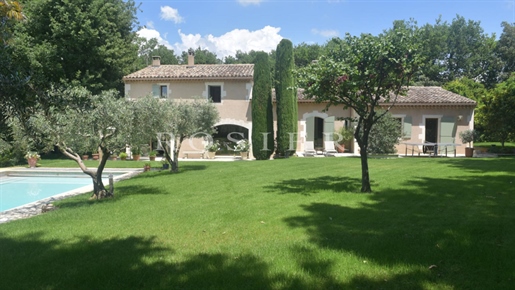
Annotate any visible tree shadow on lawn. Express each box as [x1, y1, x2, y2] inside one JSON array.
[[438, 157, 515, 174], [55, 184, 170, 210], [0, 232, 347, 289], [282, 173, 515, 289], [263, 175, 364, 195]]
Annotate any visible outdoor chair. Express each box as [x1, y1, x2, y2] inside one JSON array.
[[303, 141, 316, 157], [323, 141, 338, 157]]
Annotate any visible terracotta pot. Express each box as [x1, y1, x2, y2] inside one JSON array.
[[27, 157, 38, 168], [465, 147, 474, 157], [82, 155, 89, 160], [92, 154, 99, 160], [336, 144, 345, 153], [133, 154, 141, 161], [149, 156, 156, 161], [110, 156, 117, 160]]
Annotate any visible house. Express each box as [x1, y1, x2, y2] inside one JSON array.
[[123, 54, 476, 157]]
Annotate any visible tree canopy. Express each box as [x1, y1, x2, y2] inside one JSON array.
[[298, 27, 420, 192], [14, 0, 139, 94]]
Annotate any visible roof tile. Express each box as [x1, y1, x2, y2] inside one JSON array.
[[123, 64, 254, 81]]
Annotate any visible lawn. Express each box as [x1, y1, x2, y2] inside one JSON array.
[[1, 157, 514, 289]]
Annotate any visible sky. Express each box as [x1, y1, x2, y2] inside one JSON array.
[[136, 0, 515, 59]]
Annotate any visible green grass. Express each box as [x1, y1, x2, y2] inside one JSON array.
[[1, 157, 515, 289]]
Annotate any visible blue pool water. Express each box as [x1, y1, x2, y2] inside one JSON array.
[[0, 174, 114, 212]]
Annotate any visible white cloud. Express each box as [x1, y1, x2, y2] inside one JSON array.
[[137, 28, 173, 49], [237, 0, 263, 6], [160, 6, 184, 23], [311, 28, 339, 38], [146, 21, 155, 29], [174, 26, 283, 59]]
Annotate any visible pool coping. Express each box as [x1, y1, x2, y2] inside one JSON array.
[[0, 168, 142, 224]]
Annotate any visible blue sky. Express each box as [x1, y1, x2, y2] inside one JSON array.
[[136, 0, 515, 59]]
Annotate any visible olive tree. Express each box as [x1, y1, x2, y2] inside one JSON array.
[[297, 28, 420, 192], [158, 98, 220, 173], [27, 87, 133, 198]]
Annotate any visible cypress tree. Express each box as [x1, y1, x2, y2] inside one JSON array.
[[275, 39, 297, 156], [251, 52, 274, 160]]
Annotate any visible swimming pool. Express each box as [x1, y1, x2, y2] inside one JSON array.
[[0, 170, 134, 212]]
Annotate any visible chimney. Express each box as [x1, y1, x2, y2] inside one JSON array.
[[187, 48, 195, 67], [152, 56, 161, 67]]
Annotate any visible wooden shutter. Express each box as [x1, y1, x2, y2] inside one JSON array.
[[152, 84, 159, 98], [403, 116, 412, 139], [440, 116, 457, 143], [306, 116, 314, 142], [324, 116, 335, 141]]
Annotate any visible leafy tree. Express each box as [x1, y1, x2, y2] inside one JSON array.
[[445, 16, 493, 82], [294, 42, 322, 68], [0, 0, 23, 43], [27, 87, 132, 198], [443, 77, 487, 102], [136, 37, 179, 69], [251, 52, 274, 160], [179, 47, 221, 64], [298, 29, 420, 192], [14, 0, 139, 94], [275, 39, 297, 156], [158, 98, 219, 172], [477, 74, 515, 147], [415, 18, 449, 85], [496, 22, 515, 80], [360, 110, 401, 154]]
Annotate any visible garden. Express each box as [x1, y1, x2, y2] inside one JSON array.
[[1, 157, 514, 289]]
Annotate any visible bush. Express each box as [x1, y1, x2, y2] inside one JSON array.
[[359, 111, 401, 154]]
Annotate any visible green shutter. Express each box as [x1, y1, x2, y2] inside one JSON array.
[[306, 116, 314, 142], [152, 84, 159, 98], [440, 116, 456, 144], [324, 116, 335, 141], [403, 116, 412, 139]]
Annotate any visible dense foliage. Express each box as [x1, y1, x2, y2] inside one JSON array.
[[15, 0, 139, 94], [251, 52, 274, 160], [361, 111, 401, 154], [297, 25, 420, 192], [274, 39, 297, 156]]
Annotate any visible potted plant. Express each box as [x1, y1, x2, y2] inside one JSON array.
[[92, 152, 100, 160], [149, 150, 157, 161], [459, 129, 477, 157], [110, 151, 118, 161], [119, 152, 127, 161], [333, 127, 354, 153], [234, 139, 251, 160], [81, 153, 89, 160], [144, 162, 151, 172], [131, 146, 141, 161], [205, 141, 220, 159], [25, 151, 40, 168], [161, 159, 169, 170]]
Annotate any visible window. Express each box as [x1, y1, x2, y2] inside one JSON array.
[[152, 84, 168, 98], [160, 85, 167, 98], [209, 85, 222, 103]]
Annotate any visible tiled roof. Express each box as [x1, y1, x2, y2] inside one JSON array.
[[386, 86, 476, 105], [273, 86, 476, 106], [123, 64, 254, 81]]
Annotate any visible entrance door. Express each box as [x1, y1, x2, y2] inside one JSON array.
[[314, 117, 324, 148], [425, 118, 438, 142], [424, 118, 438, 154]]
